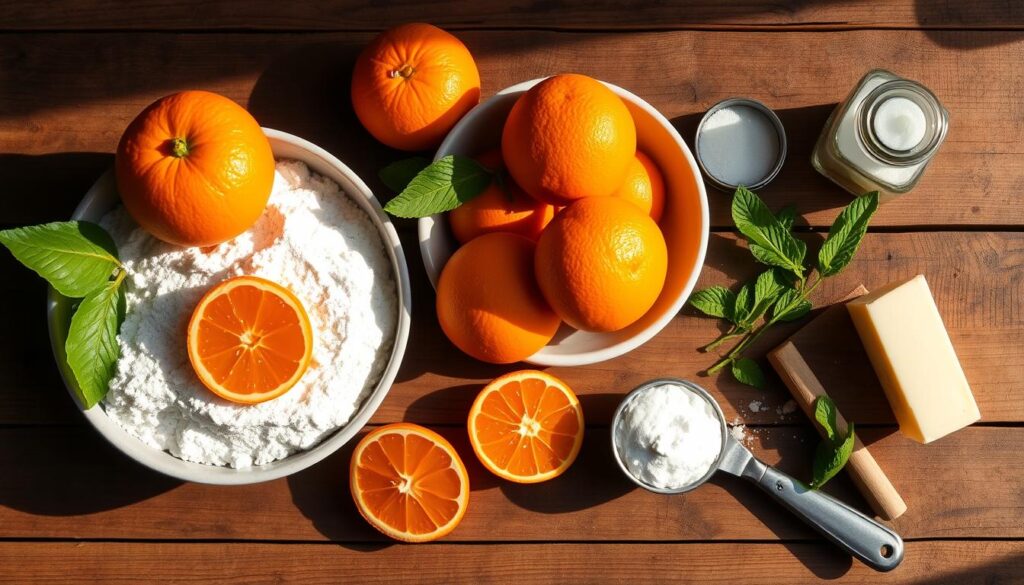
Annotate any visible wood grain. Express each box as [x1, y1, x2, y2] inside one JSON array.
[[1, 540, 1022, 584], [2, 231, 1019, 427], [0, 425, 1018, 542], [0, 0, 1021, 31], [2, 30, 1024, 227]]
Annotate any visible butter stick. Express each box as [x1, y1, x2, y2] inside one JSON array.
[[847, 275, 980, 444]]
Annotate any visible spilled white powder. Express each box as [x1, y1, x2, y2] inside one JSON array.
[[615, 384, 723, 489], [748, 399, 764, 413], [100, 160, 397, 468], [698, 105, 780, 187]]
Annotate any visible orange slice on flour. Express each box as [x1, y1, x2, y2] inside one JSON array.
[[468, 370, 585, 483], [187, 275, 313, 404], [350, 423, 470, 543]]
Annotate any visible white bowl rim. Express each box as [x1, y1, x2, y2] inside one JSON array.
[[419, 77, 709, 367], [46, 127, 412, 485]]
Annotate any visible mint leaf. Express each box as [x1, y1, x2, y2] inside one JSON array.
[[65, 279, 125, 408], [814, 396, 839, 443], [689, 286, 736, 321], [731, 357, 766, 389], [733, 283, 754, 326], [772, 288, 812, 322], [777, 205, 797, 230], [748, 269, 787, 322], [732, 187, 806, 278], [818, 192, 879, 277], [379, 157, 431, 193], [811, 422, 856, 489], [383, 155, 492, 218], [0, 221, 120, 298]]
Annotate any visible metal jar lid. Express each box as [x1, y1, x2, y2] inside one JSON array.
[[694, 98, 787, 192]]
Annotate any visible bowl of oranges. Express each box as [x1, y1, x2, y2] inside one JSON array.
[[420, 75, 709, 366]]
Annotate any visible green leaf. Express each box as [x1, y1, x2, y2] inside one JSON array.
[[732, 187, 806, 278], [0, 221, 120, 297], [777, 205, 798, 230], [811, 423, 856, 489], [378, 157, 431, 193], [771, 288, 812, 322], [748, 269, 788, 322], [814, 396, 839, 443], [689, 286, 736, 321], [383, 155, 492, 218], [65, 279, 125, 408], [818, 192, 880, 278], [731, 357, 767, 389], [732, 283, 754, 325]]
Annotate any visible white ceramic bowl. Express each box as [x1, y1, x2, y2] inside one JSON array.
[[419, 78, 709, 366], [47, 128, 412, 485]]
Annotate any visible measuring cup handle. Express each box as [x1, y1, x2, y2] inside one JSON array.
[[753, 466, 904, 572]]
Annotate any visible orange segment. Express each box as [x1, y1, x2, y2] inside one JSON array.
[[468, 370, 584, 483], [350, 423, 470, 543], [187, 275, 313, 405]]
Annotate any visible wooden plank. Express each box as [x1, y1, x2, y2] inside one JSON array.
[[1, 30, 1023, 227], [0, 540, 1021, 584], [1, 231, 1019, 426], [1, 0, 1022, 31], [0, 425, 1018, 541]]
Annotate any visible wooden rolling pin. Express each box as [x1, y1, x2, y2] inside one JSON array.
[[767, 289, 908, 521]]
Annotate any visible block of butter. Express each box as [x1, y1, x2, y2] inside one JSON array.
[[847, 274, 980, 443]]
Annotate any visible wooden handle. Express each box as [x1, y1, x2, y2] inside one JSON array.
[[768, 341, 908, 521]]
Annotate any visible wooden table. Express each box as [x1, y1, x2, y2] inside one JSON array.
[[2, 2, 1022, 583]]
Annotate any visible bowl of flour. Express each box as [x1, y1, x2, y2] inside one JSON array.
[[46, 129, 411, 484]]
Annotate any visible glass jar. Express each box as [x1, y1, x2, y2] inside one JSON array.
[[812, 69, 949, 202]]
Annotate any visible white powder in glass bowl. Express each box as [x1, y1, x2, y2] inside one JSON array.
[[99, 159, 397, 468]]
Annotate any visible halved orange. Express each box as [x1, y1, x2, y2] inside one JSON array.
[[350, 423, 470, 543], [187, 275, 314, 404], [468, 370, 584, 483]]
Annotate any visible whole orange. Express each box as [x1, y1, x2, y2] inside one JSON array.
[[436, 232, 561, 364], [501, 74, 636, 205], [448, 150, 556, 244], [115, 90, 274, 248], [351, 23, 481, 151], [612, 151, 665, 223], [535, 197, 667, 332]]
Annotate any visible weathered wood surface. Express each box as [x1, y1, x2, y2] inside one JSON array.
[[3, 30, 1024, 227]]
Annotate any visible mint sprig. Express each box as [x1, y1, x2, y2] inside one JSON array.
[[689, 189, 880, 383], [809, 396, 856, 489], [382, 155, 493, 218], [0, 221, 127, 409]]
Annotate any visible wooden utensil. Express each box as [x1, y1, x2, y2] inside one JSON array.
[[767, 286, 908, 521]]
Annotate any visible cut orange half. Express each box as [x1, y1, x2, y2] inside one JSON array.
[[350, 423, 470, 543], [468, 370, 584, 483], [187, 275, 313, 405]]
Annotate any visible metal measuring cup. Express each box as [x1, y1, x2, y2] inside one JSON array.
[[611, 378, 904, 572]]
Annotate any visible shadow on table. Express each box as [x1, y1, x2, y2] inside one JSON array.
[[0, 426, 181, 516], [0, 152, 113, 224]]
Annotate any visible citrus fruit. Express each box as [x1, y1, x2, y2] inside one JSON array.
[[187, 275, 313, 404], [612, 151, 665, 223], [467, 370, 584, 483], [116, 90, 275, 247], [351, 23, 481, 151], [350, 423, 469, 543], [501, 73, 636, 205], [535, 197, 668, 332], [448, 150, 556, 244], [436, 232, 561, 364]]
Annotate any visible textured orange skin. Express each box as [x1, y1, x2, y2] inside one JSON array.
[[448, 150, 556, 244], [612, 151, 666, 223], [351, 23, 481, 151], [502, 74, 637, 205], [437, 233, 561, 364], [535, 197, 668, 333], [350, 423, 469, 543], [115, 90, 275, 248]]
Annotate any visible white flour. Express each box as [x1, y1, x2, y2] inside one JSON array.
[[100, 160, 397, 468], [615, 383, 723, 489]]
